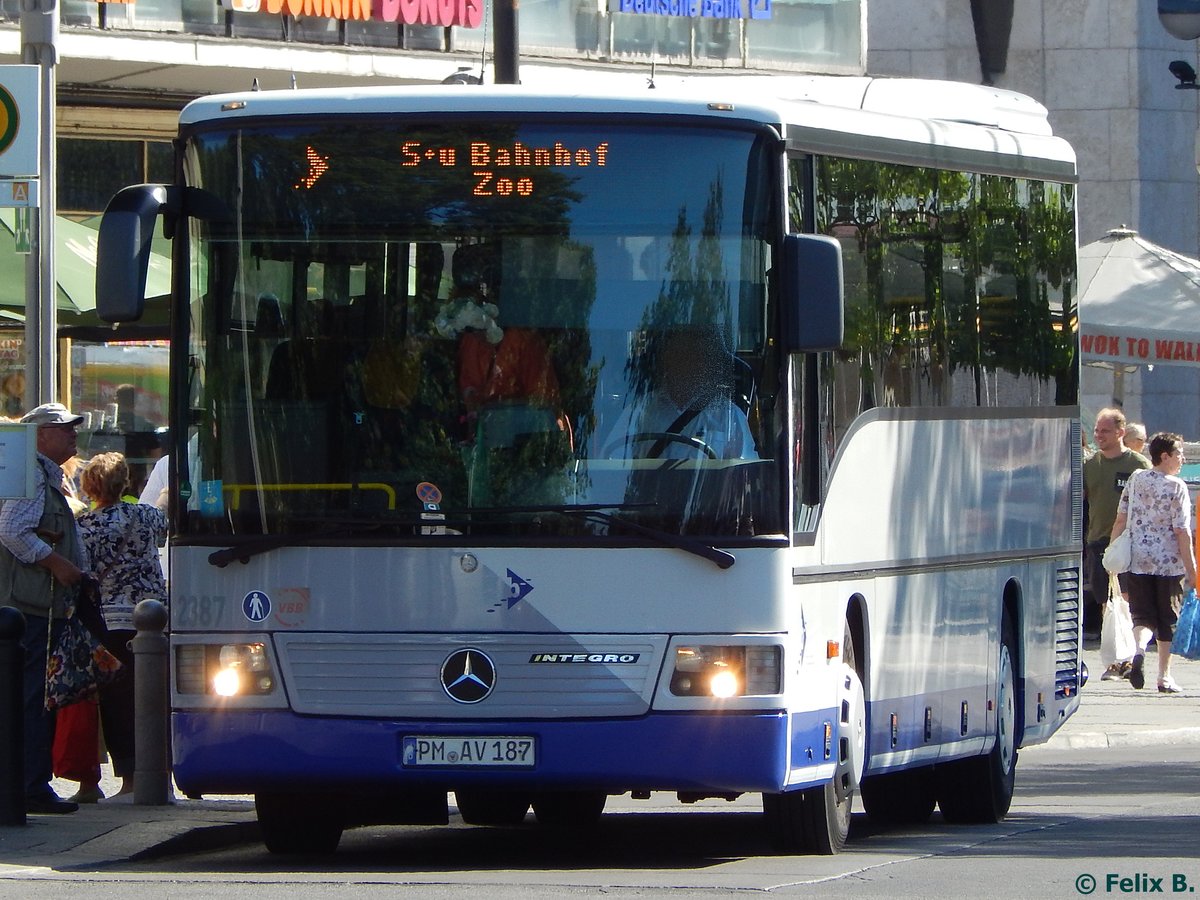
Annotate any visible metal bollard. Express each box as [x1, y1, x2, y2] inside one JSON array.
[[132, 599, 170, 806], [0, 607, 26, 826]]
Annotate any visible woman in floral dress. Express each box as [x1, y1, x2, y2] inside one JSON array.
[[1110, 433, 1198, 693], [79, 452, 167, 796]]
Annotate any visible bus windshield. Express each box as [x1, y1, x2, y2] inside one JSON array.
[[181, 119, 783, 541]]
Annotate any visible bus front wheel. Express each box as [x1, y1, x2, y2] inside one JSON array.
[[762, 780, 849, 855], [763, 653, 865, 854], [256, 792, 344, 855]]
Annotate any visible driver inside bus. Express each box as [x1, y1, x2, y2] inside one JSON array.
[[606, 326, 758, 460]]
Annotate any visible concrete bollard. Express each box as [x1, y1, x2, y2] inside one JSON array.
[[132, 599, 170, 806], [0, 607, 26, 826]]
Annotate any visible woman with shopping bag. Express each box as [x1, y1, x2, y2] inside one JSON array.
[[1109, 432, 1198, 693]]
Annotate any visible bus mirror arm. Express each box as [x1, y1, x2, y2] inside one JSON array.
[[181, 187, 233, 232]]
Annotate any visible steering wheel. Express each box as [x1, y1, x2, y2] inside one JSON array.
[[604, 431, 717, 460]]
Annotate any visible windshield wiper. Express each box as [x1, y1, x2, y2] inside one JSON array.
[[461, 503, 734, 569], [208, 523, 375, 567], [565, 507, 736, 570], [465, 503, 733, 569], [208, 505, 735, 570]]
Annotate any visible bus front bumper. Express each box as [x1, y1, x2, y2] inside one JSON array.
[[171, 708, 840, 797]]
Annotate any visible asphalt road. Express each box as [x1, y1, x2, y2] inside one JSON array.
[[3, 743, 1195, 899]]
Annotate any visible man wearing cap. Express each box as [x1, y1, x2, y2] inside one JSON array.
[[0, 402, 91, 814]]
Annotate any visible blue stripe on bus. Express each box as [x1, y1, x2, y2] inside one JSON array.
[[171, 707, 841, 796]]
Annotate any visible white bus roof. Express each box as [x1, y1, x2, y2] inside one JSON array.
[[180, 76, 1076, 181]]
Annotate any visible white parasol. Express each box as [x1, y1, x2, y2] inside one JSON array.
[[1078, 226, 1200, 368]]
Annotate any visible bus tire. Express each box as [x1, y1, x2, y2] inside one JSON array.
[[937, 615, 1018, 824], [531, 791, 607, 828], [255, 793, 344, 855], [762, 634, 864, 854], [454, 789, 530, 825], [860, 767, 936, 825], [762, 780, 849, 855]]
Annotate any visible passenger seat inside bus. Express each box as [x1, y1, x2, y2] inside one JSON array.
[[264, 298, 345, 402]]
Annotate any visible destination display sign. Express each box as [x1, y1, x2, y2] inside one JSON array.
[[293, 138, 612, 199]]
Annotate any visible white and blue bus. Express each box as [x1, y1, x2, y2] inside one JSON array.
[[95, 75, 1083, 855]]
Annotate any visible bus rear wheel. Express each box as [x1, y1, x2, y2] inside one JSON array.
[[937, 615, 1018, 824], [256, 793, 344, 855]]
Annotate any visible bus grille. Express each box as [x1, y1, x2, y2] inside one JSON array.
[[1054, 565, 1081, 699], [274, 633, 666, 719]]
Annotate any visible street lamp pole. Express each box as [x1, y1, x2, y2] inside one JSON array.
[[19, 0, 56, 407], [493, 0, 519, 85]]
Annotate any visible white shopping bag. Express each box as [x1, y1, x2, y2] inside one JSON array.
[[1100, 573, 1136, 668]]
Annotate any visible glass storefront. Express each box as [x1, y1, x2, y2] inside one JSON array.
[[463, 0, 861, 70], [0, 0, 861, 72]]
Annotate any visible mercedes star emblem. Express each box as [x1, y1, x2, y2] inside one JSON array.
[[441, 648, 497, 703]]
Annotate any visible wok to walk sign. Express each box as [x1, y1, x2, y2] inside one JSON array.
[[1078, 227, 1200, 369], [1082, 330, 1200, 367]]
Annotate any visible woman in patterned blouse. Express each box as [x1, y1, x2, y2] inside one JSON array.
[[79, 452, 168, 797], [1110, 433, 1198, 694]]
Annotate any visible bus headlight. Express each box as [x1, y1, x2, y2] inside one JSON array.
[[669, 645, 781, 698], [176, 643, 276, 696], [212, 665, 242, 697]]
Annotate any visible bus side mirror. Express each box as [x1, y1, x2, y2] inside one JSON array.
[[96, 184, 178, 323], [780, 233, 844, 353], [97, 185, 233, 324]]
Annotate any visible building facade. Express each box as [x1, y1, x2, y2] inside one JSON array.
[[868, 0, 1200, 438]]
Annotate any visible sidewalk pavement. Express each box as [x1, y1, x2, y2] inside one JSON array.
[[1035, 638, 1200, 750], [1, 641, 1197, 875], [0, 786, 257, 876]]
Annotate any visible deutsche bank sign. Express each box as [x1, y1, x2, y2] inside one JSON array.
[[611, 0, 771, 20]]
